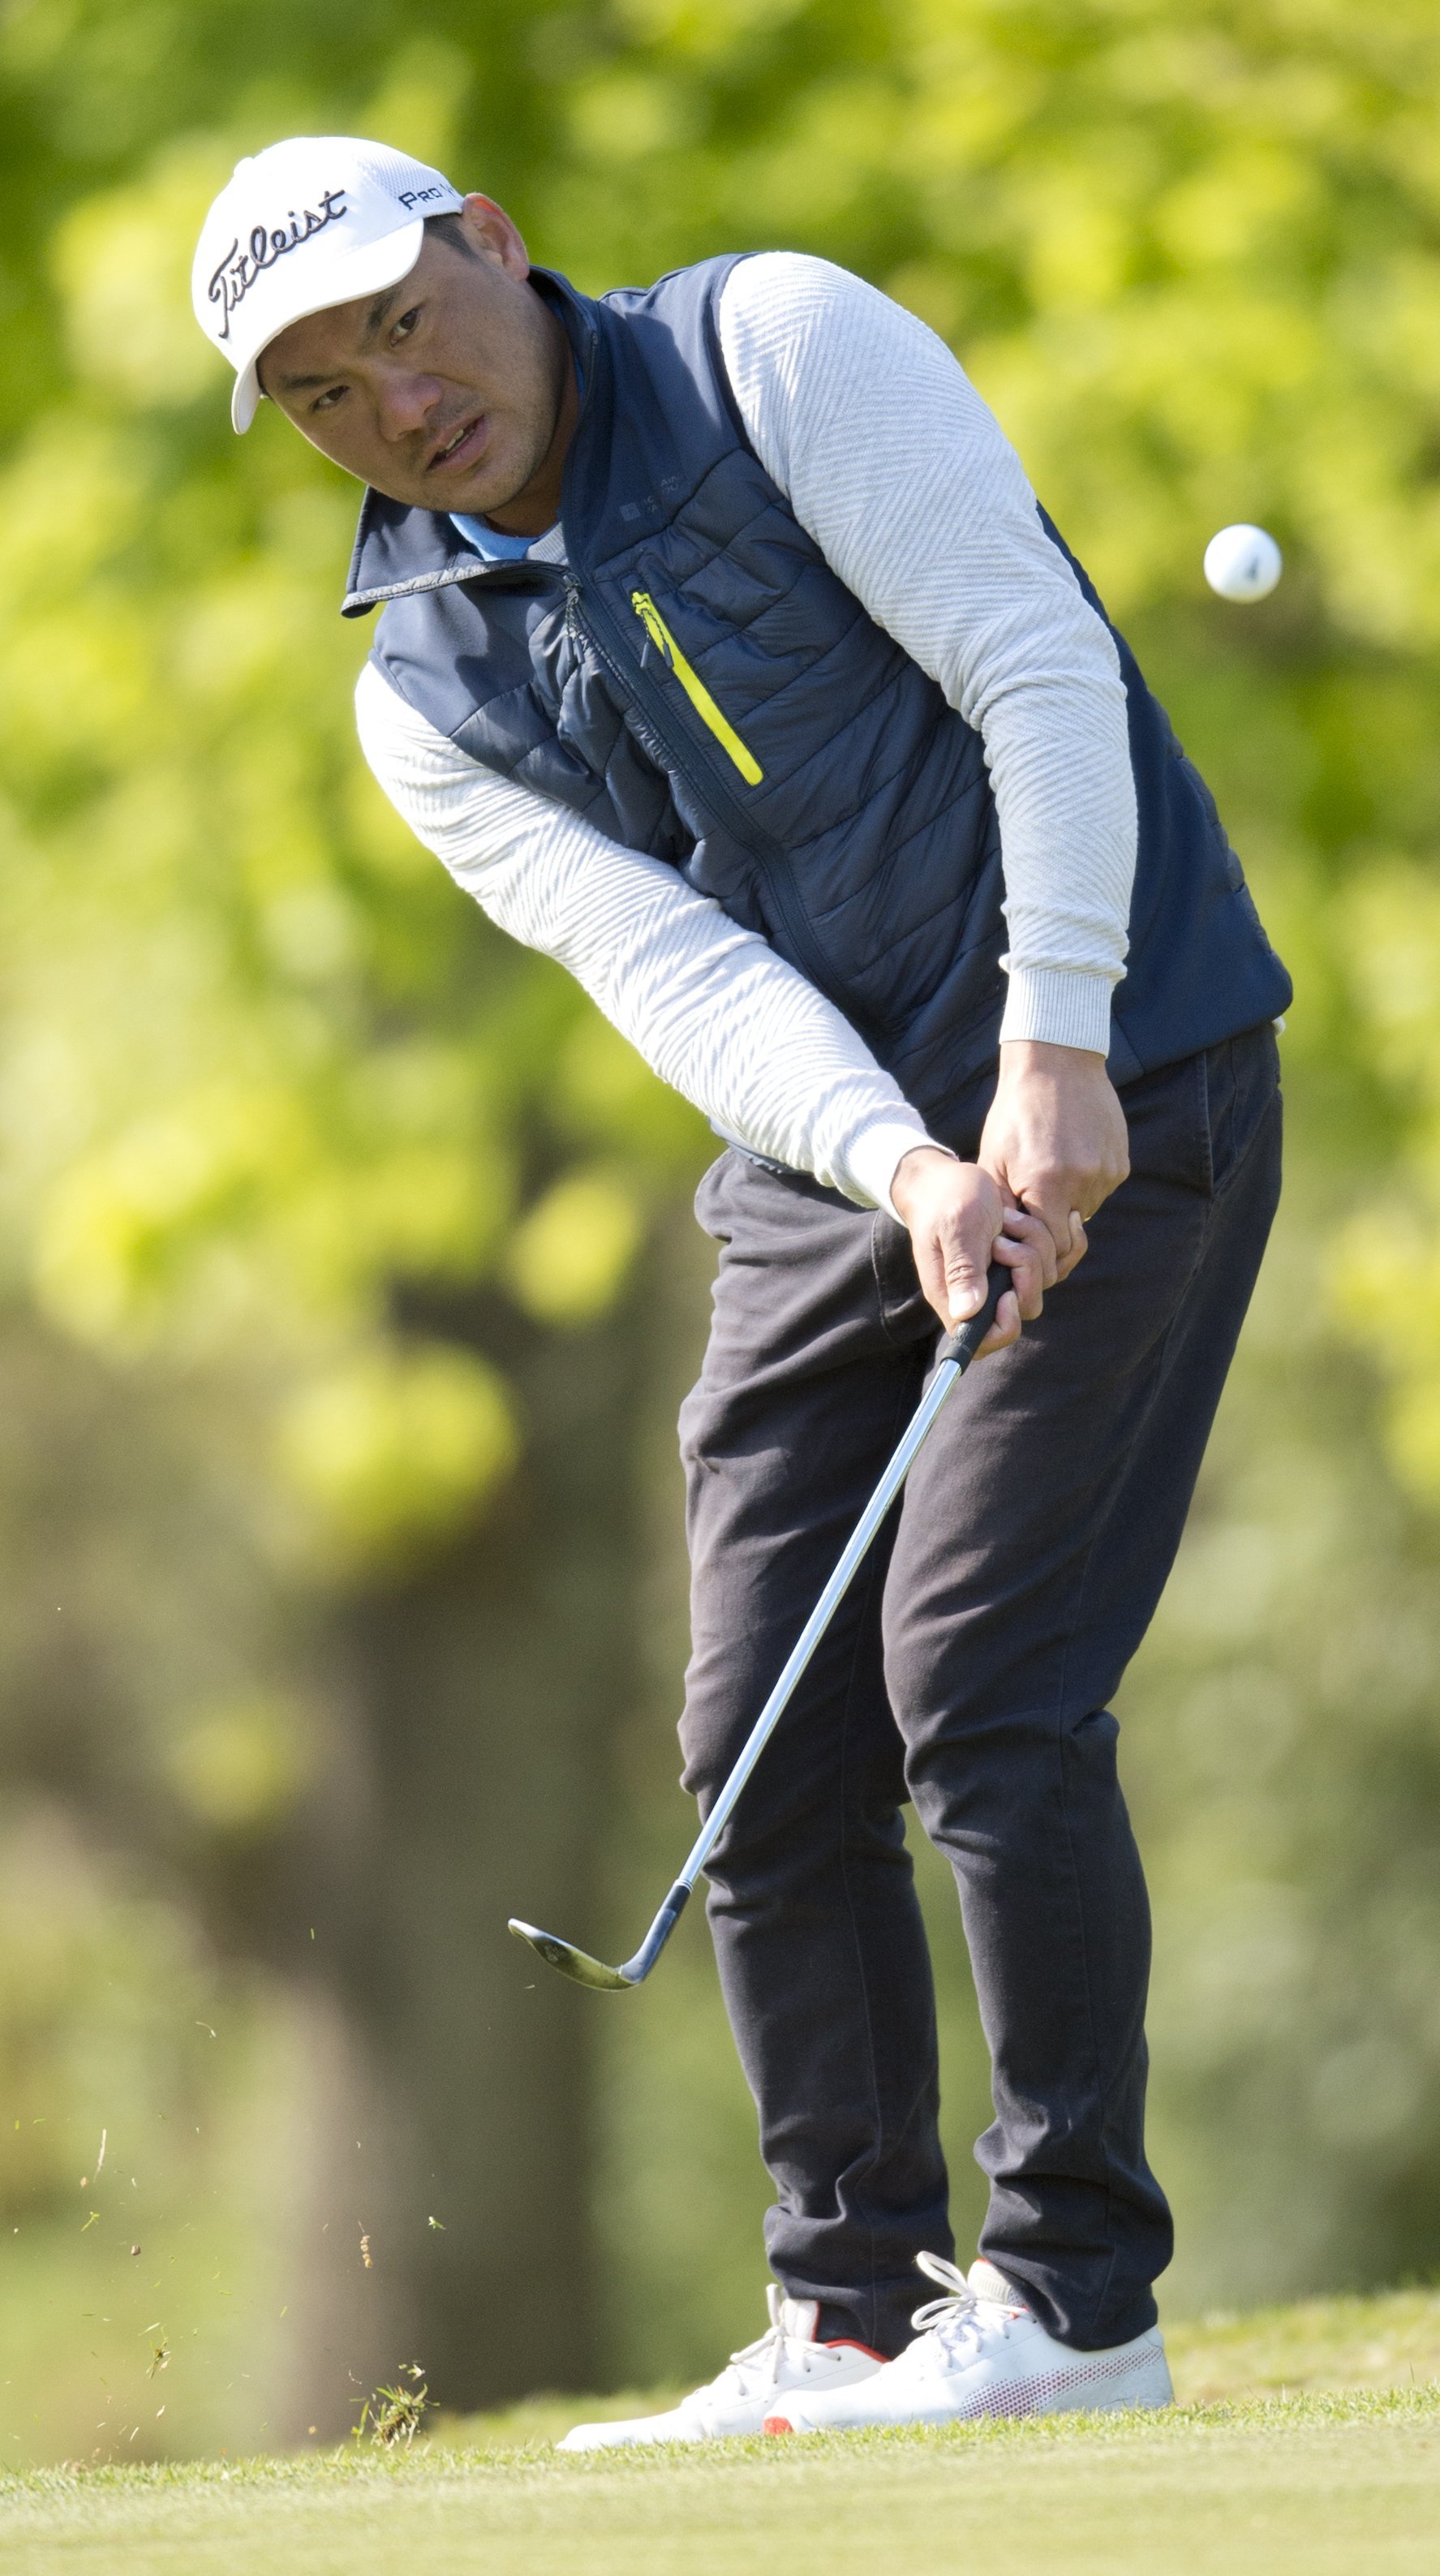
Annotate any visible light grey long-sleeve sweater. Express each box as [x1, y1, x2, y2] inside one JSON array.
[[356, 254, 1137, 1218]]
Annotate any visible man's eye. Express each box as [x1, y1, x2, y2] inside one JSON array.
[[311, 385, 346, 415], [393, 307, 421, 342]]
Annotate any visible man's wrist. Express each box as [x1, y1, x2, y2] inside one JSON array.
[[889, 1142, 962, 1227]]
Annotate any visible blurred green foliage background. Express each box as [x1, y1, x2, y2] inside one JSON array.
[[2, 0, 1440, 2463]]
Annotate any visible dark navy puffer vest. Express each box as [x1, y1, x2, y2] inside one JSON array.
[[345, 259, 1291, 1154]]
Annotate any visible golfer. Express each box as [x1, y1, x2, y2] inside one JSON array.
[[193, 138, 1289, 2441]]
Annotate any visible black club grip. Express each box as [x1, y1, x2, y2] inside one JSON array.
[[935, 1262, 1010, 1371]]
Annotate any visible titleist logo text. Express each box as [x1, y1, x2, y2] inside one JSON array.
[[208, 187, 347, 340]]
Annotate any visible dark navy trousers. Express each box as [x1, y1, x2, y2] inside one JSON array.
[[677, 1028, 1282, 2358]]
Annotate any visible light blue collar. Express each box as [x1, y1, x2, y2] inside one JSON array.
[[449, 512, 539, 563]]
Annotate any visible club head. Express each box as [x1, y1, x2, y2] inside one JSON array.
[[508, 1917, 636, 1993]]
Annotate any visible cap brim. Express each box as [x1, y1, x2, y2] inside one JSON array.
[[230, 217, 427, 432]]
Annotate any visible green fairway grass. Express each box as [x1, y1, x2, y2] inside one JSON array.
[[2, 2290, 1438, 2575]]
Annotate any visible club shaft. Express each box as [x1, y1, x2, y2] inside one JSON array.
[[531, 1266, 1005, 1988], [674, 1354, 962, 1894]]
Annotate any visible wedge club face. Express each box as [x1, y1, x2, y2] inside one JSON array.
[[508, 1919, 636, 1991], [509, 1880, 691, 1993]]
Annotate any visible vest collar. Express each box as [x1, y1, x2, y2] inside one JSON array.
[[340, 269, 597, 617]]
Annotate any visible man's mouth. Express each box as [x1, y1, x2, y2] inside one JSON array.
[[428, 414, 488, 475]]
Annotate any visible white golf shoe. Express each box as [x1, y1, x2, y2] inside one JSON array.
[[763, 2254, 1173, 2434], [557, 2287, 885, 2449]]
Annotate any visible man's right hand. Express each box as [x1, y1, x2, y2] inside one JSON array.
[[890, 1147, 1064, 1358]]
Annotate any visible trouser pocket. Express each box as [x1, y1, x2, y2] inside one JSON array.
[[1120, 1021, 1280, 1203], [1201, 1022, 1282, 1199]]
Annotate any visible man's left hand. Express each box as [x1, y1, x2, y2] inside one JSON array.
[[979, 1039, 1130, 1275]]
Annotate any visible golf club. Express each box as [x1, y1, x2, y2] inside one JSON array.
[[509, 1260, 1008, 1993]]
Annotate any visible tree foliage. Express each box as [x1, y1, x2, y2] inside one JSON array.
[[5, 2, 1440, 1540]]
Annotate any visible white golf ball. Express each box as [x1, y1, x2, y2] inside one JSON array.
[[1203, 523, 1283, 602]]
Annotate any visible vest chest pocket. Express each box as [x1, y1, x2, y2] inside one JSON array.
[[630, 592, 763, 788]]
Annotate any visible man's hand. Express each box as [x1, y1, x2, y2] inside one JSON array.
[[891, 1043, 1128, 1359], [890, 1150, 1060, 1359], [979, 1039, 1129, 1275]]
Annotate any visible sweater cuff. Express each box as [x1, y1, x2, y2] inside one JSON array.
[[999, 966, 1115, 1054], [840, 1117, 955, 1223]]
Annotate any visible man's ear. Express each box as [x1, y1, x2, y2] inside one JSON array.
[[457, 192, 531, 280]]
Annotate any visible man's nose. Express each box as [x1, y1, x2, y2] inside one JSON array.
[[375, 369, 443, 440]]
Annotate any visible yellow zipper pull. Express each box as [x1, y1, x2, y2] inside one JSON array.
[[630, 591, 763, 786]]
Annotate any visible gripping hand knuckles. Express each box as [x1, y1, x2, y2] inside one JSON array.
[[999, 1210, 1055, 1317], [1055, 1212, 1089, 1282]]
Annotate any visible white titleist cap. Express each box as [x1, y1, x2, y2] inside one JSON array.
[[192, 136, 464, 431]]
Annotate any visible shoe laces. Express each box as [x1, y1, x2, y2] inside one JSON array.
[[908, 2252, 1017, 2360], [703, 2286, 826, 2400]]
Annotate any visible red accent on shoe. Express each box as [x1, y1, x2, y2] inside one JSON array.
[[823, 2339, 889, 2363], [763, 2415, 797, 2436]]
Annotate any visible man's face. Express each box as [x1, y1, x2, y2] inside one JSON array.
[[259, 197, 571, 526]]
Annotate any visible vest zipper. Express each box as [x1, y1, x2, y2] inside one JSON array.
[[628, 592, 763, 786], [563, 574, 865, 1030]]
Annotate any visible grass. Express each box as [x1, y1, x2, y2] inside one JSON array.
[[2, 2288, 1438, 2574]]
